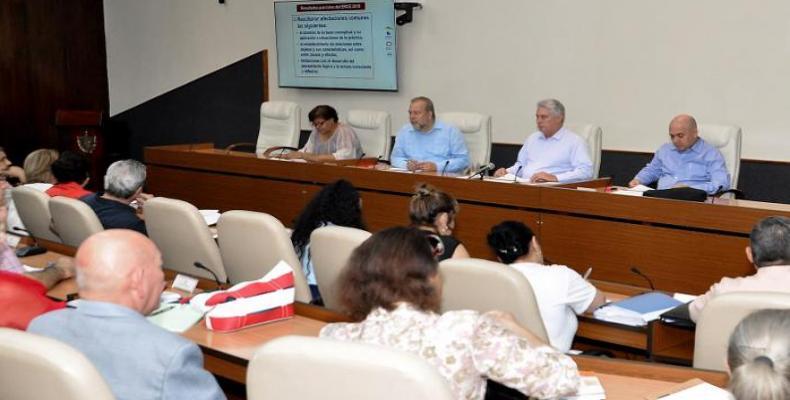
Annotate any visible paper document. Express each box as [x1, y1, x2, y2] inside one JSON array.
[[146, 304, 205, 333], [630, 184, 653, 192], [673, 292, 698, 303], [22, 264, 43, 272], [645, 379, 733, 399], [561, 376, 606, 400], [594, 292, 682, 326], [6, 234, 22, 247], [386, 167, 412, 173], [199, 209, 221, 226], [481, 174, 530, 184]]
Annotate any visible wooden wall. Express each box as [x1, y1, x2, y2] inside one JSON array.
[[0, 0, 108, 165]]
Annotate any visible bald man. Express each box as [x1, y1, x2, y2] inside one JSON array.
[[629, 114, 730, 194], [28, 230, 225, 400]]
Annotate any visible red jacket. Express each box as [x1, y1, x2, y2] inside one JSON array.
[[0, 271, 65, 329]]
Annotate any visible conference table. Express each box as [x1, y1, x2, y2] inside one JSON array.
[[26, 245, 729, 399], [145, 143, 790, 296]]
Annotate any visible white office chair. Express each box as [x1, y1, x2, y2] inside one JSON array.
[[565, 123, 603, 179], [439, 258, 549, 343], [255, 101, 301, 156], [48, 196, 103, 247], [437, 112, 492, 169], [216, 210, 311, 303], [310, 226, 371, 311], [346, 110, 391, 160], [10, 186, 61, 243], [144, 197, 228, 283], [698, 124, 742, 189], [247, 336, 453, 400], [0, 328, 114, 400], [694, 291, 790, 371]]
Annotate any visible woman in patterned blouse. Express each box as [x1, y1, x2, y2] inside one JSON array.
[[320, 226, 580, 400]]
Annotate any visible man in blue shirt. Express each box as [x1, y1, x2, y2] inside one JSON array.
[[494, 99, 593, 183], [390, 96, 470, 173], [629, 114, 730, 194]]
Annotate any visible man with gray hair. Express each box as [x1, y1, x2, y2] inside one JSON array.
[[689, 216, 790, 322], [494, 99, 593, 183], [81, 159, 151, 235]]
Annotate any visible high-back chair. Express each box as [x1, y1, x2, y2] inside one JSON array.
[[565, 123, 603, 179], [439, 258, 548, 342], [10, 186, 61, 243], [247, 336, 453, 400], [698, 124, 742, 189], [346, 110, 391, 160], [694, 291, 790, 371], [0, 328, 114, 400], [216, 210, 311, 303], [48, 196, 103, 247], [310, 226, 371, 310], [437, 112, 492, 169], [144, 197, 227, 283], [255, 101, 301, 156]]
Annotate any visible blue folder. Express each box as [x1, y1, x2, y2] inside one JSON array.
[[612, 292, 682, 314]]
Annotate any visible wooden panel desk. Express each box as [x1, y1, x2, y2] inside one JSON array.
[[144, 143, 790, 295]]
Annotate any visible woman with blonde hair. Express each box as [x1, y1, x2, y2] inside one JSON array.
[[728, 309, 790, 400], [23, 148, 58, 186], [408, 183, 469, 261]]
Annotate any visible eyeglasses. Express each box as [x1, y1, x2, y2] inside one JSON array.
[[426, 234, 445, 259], [311, 119, 328, 128]]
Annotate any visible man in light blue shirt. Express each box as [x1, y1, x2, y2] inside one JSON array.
[[494, 99, 593, 183], [29, 230, 225, 400], [629, 114, 730, 194], [390, 96, 469, 173]]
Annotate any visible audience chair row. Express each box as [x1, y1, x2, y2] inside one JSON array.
[[11, 187, 102, 247]]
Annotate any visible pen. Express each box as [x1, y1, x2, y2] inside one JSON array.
[[149, 305, 176, 317], [583, 267, 593, 280]]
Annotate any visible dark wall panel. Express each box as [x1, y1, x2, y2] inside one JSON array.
[[0, 0, 108, 164], [110, 52, 265, 160]]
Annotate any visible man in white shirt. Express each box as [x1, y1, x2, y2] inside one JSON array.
[[494, 99, 593, 183]]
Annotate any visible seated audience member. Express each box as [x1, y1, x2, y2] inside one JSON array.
[[6, 148, 59, 233], [23, 148, 58, 188], [494, 99, 592, 183], [727, 309, 790, 400], [321, 226, 580, 400], [487, 221, 606, 352], [409, 183, 469, 261], [29, 230, 225, 400], [45, 150, 93, 199], [689, 216, 790, 322], [82, 159, 150, 235], [291, 179, 366, 303], [390, 96, 470, 173], [629, 114, 730, 194], [283, 105, 363, 162], [0, 191, 73, 329], [0, 147, 26, 185]]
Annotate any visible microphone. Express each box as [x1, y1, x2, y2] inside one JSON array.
[[467, 162, 495, 180], [512, 165, 523, 183], [440, 160, 450, 177], [630, 267, 655, 291], [194, 261, 225, 288], [12, 227, 47, 257]]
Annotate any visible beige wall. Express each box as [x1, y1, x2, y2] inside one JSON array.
[[105, 0, 790, 161]]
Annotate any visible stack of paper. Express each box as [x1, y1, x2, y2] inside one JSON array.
[[561, 376, 606, 400], [594, 292, 682, 326], [146, 304, 205, 333]]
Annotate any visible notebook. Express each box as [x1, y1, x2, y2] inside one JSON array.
[[594, 292, 682, 326]]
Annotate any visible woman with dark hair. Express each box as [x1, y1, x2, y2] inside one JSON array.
[[45, 151, 93, 199], [728, 309, 790, 400], [321, 226, 580, 399], [487, 221, 606, 352], [0, 147, 26, 185], [283, 105, 363, 162], [409, 183, 469, 261], [291, 179, 366, 303]]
